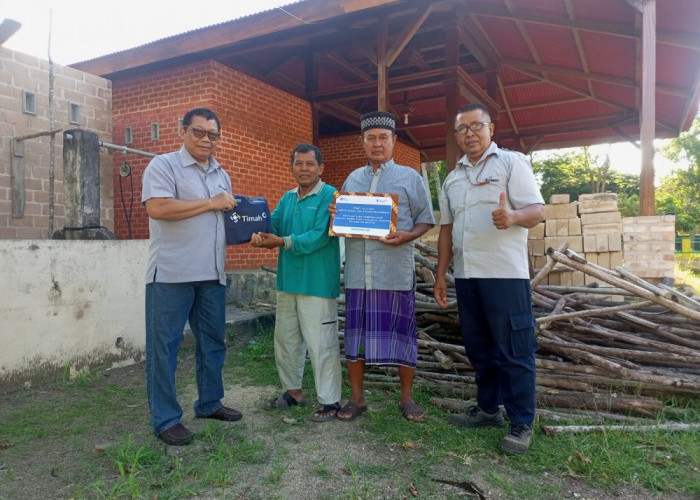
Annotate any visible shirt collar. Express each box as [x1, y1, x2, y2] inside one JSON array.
[[292, 179, 325, 199], [364, 158, 395, 173], [457, 142, 498, 169], [178, 145, 220, 170]]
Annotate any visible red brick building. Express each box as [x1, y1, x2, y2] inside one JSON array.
[[107, 58, 420, 270]]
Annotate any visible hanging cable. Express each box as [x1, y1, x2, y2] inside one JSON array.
[[118, 151, 134, 239]]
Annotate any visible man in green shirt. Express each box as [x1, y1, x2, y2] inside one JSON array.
[[250, 143, 341, 421]]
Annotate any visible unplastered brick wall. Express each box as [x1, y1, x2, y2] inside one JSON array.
[[110, 59, 312, 270], [622, 215, 675, 281], [319, 134, 420, 190], [0, 47, 112, 239], [529, 193, 623, 286]]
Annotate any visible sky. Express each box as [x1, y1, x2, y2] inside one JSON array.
[[2, 0, 691, 179]]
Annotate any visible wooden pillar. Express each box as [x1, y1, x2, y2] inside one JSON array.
[[377, 17, 389, 111], [639, 0, 656, 215], [305, 52, 320, 143], [445, 21, 460, 172]]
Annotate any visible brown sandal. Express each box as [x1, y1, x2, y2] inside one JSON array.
[[399, 401, 426, 422], [336, 401, 367, 421]]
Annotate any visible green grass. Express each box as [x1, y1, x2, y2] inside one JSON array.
[[675, 260, 700, 293], [1, 326, 698, 499]]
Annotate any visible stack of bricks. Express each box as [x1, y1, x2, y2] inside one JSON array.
[[540, 194, 584, 286], [579, 193, 623, 285], [529, 193, 623, 287]]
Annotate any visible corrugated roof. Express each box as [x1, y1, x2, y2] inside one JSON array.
[[72, 0, 700, 160]]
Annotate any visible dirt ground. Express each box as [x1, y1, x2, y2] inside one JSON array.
[[0, 333, 696, 500]]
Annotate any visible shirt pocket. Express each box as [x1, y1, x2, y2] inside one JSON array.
[[176, 178, 205, 200]]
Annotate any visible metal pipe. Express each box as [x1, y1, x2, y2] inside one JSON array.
[[98, 140, 157, 158]]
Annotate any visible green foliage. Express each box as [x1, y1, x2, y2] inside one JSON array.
[[658, 117, 700, 234], [532, 147, 641, 207], [426, 161, 447, 208]]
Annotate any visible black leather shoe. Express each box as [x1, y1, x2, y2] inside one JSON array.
[[157, 423, 193, 446], [198, 405, 243, 422]]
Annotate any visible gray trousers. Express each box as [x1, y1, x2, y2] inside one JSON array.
[[274, 291, 342, 405]]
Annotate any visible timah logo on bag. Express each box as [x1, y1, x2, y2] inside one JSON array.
[[224, 196, 271, 245], [228, 212, 267, 223]]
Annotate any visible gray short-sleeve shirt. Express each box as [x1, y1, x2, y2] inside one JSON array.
[[342, 159, 435, 290], [440, 142, 544, 279], [142, 146, 231, 285]]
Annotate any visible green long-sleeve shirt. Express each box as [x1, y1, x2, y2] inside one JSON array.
[[271, 180, 340, 298]]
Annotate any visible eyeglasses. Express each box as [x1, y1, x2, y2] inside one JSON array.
[[185, 127, 220, 141], [455, 122, 491, 135]]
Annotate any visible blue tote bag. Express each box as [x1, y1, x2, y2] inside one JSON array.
[[224, 195, 271, 245]]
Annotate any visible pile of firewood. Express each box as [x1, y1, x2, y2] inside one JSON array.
[[337, 242, 700, 420]]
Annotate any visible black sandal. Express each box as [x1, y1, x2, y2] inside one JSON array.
[[268, 391, 307, 410], [311, 402, 341, 422]]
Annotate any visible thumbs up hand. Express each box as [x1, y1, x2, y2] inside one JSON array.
[[491, 191, 513, 229]]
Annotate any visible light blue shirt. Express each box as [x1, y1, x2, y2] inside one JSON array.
[[440, 142, 544, 279], [342, 159, 435, 290], [142, 146, 231, 285]]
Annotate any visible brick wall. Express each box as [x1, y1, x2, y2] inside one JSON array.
[[0, 47, 112, 239], [622, 215, 675, 281], [319, 134, 421, 190], [110, 60, 313, 270]]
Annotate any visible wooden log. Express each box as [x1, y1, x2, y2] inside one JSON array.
[[538, 297, 567, 330], [564, 248, 622, 278], [531, 241, 569, 288], [614, 311, 700, 350], [536, 300, 654, 324], [615, 266, 672, 299], [566, 322, 700, 357], [541, 423, 700, 434], [657, 283, 700, 311], [547, 248, 700, 322], [535, 391, 663, 416], [422, 313, 460, 325], [415, 240, 438, 257], [537, 285, 635, 297]]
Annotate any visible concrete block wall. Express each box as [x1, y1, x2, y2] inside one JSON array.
[[110, 59, 313, 270], [0, 47, 113, 239], [622, 215, 675, 281]]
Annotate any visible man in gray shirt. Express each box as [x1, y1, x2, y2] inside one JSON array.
[[142, 107, 242, 446], [337, 111, 435, 423]]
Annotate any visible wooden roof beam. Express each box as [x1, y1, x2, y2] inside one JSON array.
[[504, 58, 688, 97], [497, 74, 518, 134], [386, 4, 435, 67], [455, 11, 501, 68], [506, 66, 628, 113], [456, 68, 500, 110], [307, 68, 448, 102], [322, 53, 374, 82]]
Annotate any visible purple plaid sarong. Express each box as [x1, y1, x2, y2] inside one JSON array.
[[343, 288, 417, 367]]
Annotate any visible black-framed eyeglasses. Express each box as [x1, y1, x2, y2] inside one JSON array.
[[185, 127, 220, 141], [455, 122, 491, 135]]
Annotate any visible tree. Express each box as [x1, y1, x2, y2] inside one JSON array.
[[532, 147, 640, 208], [658, 117, 700, 236]]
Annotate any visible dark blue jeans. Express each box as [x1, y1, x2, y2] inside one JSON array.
[[145, 280, 227, 434], [454, 278, 537, 426]]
